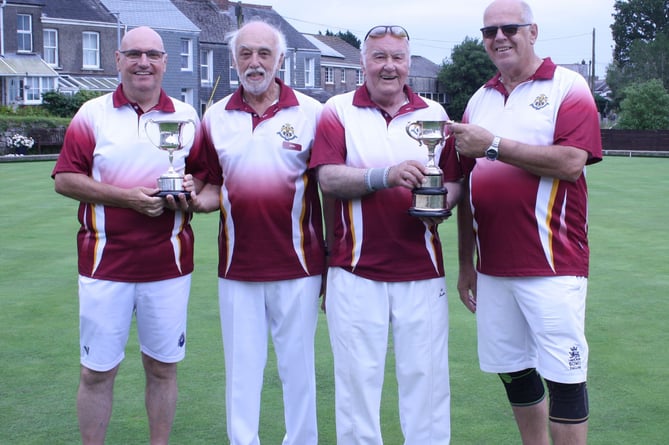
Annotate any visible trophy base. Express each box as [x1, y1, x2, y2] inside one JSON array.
[[154, 190, 191, 199], [408, 208, 452, 218], [410, 186, 448, 218]]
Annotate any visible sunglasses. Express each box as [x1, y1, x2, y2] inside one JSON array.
[[480, 23, 531, 39], [119, 49, 166, 62], [364, 25, 410, 41]]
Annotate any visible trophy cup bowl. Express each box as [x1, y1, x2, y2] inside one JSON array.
[[145, 119, 195, 198], [405, 120, 451, 218]]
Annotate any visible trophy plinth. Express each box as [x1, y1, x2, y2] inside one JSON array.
[[145, 119, 195, 198], [405, 121, 451, 218]]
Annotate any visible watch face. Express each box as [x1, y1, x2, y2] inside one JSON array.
[[486, 148, 498, 160]]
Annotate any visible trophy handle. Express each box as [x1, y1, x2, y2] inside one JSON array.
[[406, 121, 424, 145]]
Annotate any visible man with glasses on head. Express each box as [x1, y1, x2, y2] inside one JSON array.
[[448, 1, 602, 444], [183, 20, 325, 445], [311, 24, 462, 445], [52, 26, 199, 445]]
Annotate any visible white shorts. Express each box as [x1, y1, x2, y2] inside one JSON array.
[[476, 273, 588, 383], [78, 274, 191, 372]]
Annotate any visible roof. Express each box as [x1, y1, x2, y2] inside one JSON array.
[[170, 0, 233, 44], [306, 34, 360, 67], [8, 0, 46, 6], [98, 0, 200, 32], [304, 35, 343, 58], [224, 3, 318, 52], [0, 55, 58, 77], [42, 0, 117, 23], [410, 55, 441, 77], [57, 75, 119, 92]]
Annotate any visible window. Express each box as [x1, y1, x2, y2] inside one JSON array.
[[43, 29, 59, 66], [324, 66, 334, 84], [42, 77, 57, 94], [181, 88, 193, 106], [279, 55, 291, 86], [229, 63, 239, 86], [25, 77, 40, 101], [304, 57, 315, 87], [180, 39, 193, 71], [17, 14, 32, 53], [82, 32, 100, 69], [356, 69, 364, 85], [16, 77, 56, 104], [200, 50, 213, 85], [341, 68, 346, 83]]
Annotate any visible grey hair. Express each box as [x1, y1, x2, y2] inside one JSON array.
[[226, 18, 287, 63], [360, 36, 411, 70], [484, 1, 535, 24]]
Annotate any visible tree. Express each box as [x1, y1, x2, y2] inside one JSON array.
[[323, 29, 361, 49], [437, 37, 496, 121], [607, 0, 669, 110], [616, 78, 669, 129], [611, 0, 669, 66], [336, 30, 361, 49]]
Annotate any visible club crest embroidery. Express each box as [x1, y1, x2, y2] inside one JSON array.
[[568, 345, 582, 370], [278, 123, 297, 141], [530, 93, 549, 110]]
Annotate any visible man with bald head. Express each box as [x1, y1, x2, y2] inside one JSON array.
[[184, 20, 324, 444], [448, 1, 601, 444], [53, 26, 199, 444]]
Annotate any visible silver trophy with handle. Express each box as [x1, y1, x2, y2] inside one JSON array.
[[405, 120, 451, 217], [145, 119, 195, 198]]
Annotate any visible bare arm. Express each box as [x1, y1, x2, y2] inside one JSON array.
[[317, 159, 430, 199], [456, 178, 478, 313], [181, 174, 220, 213], [54, 172, 166, 217], [445, 180, 462, 211], [449, 122, 588, 182]]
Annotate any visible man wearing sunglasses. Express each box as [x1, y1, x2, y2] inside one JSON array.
[[311, 24, 461, 445], [448, 1, 602, 444]]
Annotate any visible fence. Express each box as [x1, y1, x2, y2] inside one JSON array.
[[601, 129, 669, 157]]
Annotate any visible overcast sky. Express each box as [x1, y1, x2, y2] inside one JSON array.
[[259, 0, 615, 78]]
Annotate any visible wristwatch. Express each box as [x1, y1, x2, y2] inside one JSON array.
[[485, 136, 501, 161]]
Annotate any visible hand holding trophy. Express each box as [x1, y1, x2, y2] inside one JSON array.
[[145, 119, 195, 198], [405, 120, 452, 218]]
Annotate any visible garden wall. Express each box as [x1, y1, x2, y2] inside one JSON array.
[[2, 127, 669, 158], [601, 129, 669, 157]]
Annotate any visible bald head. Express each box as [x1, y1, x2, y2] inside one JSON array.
[[484, 0, 533, 24], [120, 26, 165, 52]]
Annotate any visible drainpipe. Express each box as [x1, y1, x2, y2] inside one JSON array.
[[1, 0, 7, 56]]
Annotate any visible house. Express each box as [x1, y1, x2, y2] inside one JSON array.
[[214, 1, 325, 102], [98, 0, 201, 106], [305, 33, 361, 99], [170, 0, 233, 115], [0, 0, 58, 106], [0, 0, 443, 110], [42, 0, 120, 95], [409, 55, 446, 107], [301, 34, 446, 107]]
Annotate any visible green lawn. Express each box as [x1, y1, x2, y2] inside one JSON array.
[[0, 157, 667, 444]]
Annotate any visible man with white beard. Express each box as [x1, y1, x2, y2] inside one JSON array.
[[183, 20, 325, 445]]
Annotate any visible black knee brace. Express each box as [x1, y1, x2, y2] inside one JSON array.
[[498, 368, 546, 407], [545, 380, 589, 424]]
